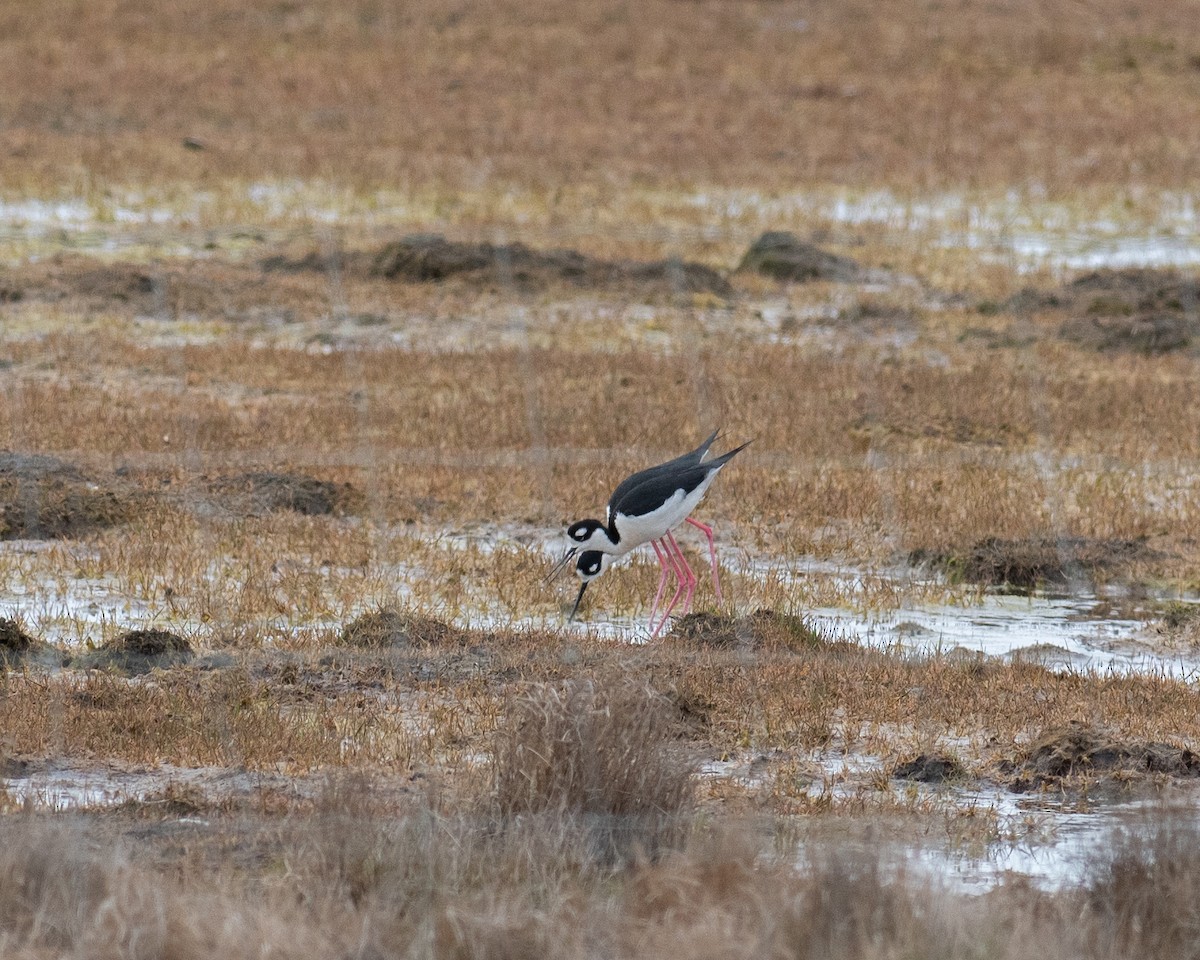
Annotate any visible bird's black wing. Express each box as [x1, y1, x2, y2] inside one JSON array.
[[605, 428, 720, 516], [610, 439, 751, 522], [610, 462, 713, 520]]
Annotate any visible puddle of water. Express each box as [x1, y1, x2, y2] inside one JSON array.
[[688, 187, 1200, 271], [1, 526, 1191, 675], [5, 184, 1196, 272], [911, 791, 1200, 894], [805, 591, 1187, 676], [0, 762, 305, 812], [701, 748, 1200, 893]]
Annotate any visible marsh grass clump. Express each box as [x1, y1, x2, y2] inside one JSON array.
[[736, 231, 863, 283], [0, 618, 64, 669], [1153, 601, 1200, 647], [891, 752, 967, 784], [0, 618, 34, 658], [0, 817, 334, 959], [1054, 268, 1200, 355], [910, 535, 1160, 591], [0, 452, 143, 540], [340, 608, 464, 648], [78, 629, 194, 675], [491, 676, 695, 864], [666, 608, 829, 652], [626, 839, 940, 960], [207, 471, 360, 517], [364, 233, 732, 297]]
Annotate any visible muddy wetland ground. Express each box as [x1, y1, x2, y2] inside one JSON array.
[[4, 1, 1200, 956]]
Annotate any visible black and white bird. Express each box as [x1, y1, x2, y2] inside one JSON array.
[[565, 438, 750, 635], [549, 427, 720, 570]]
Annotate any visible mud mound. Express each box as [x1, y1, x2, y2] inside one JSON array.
[[909, 535, 1160, 590], [1, 256, 318, 323], [1006, 723, 1200, 790], [69, 262, 160, 304], [0, 451, 142, 540], [1061, 311, 1195, 355], [1008, 268, 1199, 354], [269, 233, 732, 296], [0, 618, 34, 655], [0, 258, 160, 312], [80, 629, 193, 674], [207, 472, 359, 517], [340, 609, 463, 648], [736, 231, 863, 283], [892, 753, 965, 784], [0, 618, 64, 668], [1153, 601, 1200, 646], [666, 609, 828, 651]]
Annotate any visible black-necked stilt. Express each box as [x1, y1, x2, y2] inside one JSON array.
[[562, 428, 721, 554], [547, 429, 721, 581], [567, 439, 750, 634]]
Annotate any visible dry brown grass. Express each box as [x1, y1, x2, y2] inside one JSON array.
[[491, 675, 694, 862], [2, 0, 1198, 199], [5, 798, 1200, 959], [4, 309, 1200, 607], [3, 629, 1200, 804], [4, 0, 1200, 945]]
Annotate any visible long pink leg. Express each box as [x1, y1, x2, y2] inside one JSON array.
[[666, 531, 697, 618], [653, 532, 696, 636], [685, 517, 723, 603], [647, 539, 673, 625], [651, 538, 687, 638]]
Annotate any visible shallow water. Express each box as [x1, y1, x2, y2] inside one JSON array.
[[912, 790, 1200, 893], [5, 185, 1198, 272], [698, 750, 1200, 893], [6, 754, 1194, 893]]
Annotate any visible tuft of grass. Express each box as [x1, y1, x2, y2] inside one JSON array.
[[1085, 817, 1200, 960], [665, 608, 832, 652], [491, 675, 695, 863], [75, 628, 193, 674], [340, 608, 464, 648]]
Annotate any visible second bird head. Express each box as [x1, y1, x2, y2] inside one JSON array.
[[568, 549, 617, 621]]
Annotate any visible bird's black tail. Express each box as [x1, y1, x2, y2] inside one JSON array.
[[692, 427, 722, 462], [708, 438, 752, 469]]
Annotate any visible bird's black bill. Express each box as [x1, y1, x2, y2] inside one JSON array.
[[545, 546, 578, 584], [568, 581, 589, 622]]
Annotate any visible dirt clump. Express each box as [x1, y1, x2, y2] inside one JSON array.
[[79, 629, 194, 674], [340, 609, 463, 648], [1062, 311, 1194, 355], [269, 233, 733, 297], [1153, 601, 1200, 646], [1005, 723, 1200, 790], [892, 753, 966, 784], [0, 257, 161, 312], [909, 535, 1160, 591], [0, 618, 34, 656], [1, 255, 316, 323], [0, 619, 64, 668], [665, 609, 829, 651], [1007, 268, 1199, 354], [736, 231, 863, 283], [0, 451, 143, 540], [207, 472, 360, 517]]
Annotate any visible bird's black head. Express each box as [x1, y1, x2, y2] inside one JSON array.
[[566, 518, 606, 544], [575, 549, 608, 581], [568, 549, 611, 622]]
